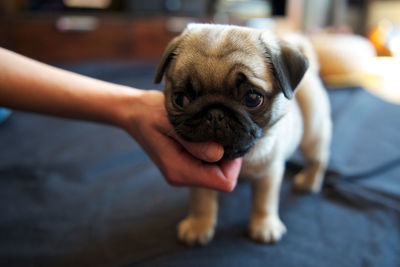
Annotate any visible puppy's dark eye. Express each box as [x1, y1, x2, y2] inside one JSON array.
[[243, 90, 263, 108], [174, 93, 190, 108]]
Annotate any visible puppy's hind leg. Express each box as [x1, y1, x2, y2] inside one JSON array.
[[294, 118, 332, 193], [178, 187, 218, 246]]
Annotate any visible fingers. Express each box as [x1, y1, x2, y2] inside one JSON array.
[[220, 158, 243, 191], [162, 153, 243, 192], [200, 158, 243, 192]]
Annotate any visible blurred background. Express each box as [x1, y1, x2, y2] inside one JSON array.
[[0, 0, 400, 101], [1, 2, 400, 266]]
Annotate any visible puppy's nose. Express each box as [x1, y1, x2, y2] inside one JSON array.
[[206, 108, 225, 124]]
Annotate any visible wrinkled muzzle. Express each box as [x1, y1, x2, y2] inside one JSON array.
[[169, 98, 262, 159]]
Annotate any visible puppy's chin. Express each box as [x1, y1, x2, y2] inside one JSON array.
[[170, 106, 262, 160]]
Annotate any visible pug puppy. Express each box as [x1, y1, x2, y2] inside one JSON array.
[[154, 24, 331, 245]]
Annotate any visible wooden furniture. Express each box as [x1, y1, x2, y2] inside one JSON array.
[[1, 14, 179, 63]]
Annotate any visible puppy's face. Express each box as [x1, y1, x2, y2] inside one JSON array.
[[155, 24, 308, 159]]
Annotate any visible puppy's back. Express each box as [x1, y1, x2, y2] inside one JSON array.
[[285, 34, 332, 153]]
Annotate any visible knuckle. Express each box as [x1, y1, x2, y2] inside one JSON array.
[[164, 169, 186, 187]]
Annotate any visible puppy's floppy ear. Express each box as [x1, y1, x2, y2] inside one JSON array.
[[154, 36, 183, 84], [261, 39, 309, 99]]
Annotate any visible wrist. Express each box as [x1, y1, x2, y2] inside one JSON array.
[[112, 86, 144, 130], [115, 88, 167, 144]]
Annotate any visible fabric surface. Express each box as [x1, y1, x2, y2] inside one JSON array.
[[0, 63, 399, 267]]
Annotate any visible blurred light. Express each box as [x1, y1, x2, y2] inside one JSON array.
[[246, 18, 275, 30], [389, 35, 400, 56], [63, 0, 111, 9], [363, 56, 400, 104], [166, 17, 194, 32], [214, 0, 271, 24], [56, 16, 99, 32]]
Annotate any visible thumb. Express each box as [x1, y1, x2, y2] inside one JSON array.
[[179, 139, 224, 162], [157, 117, 224, 162]]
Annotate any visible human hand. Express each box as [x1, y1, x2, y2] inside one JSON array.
[[0, 46, 241, 191], [120, 89, 242, 192]]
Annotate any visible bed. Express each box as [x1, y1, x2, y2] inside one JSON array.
[[0, 62, 399, 267]]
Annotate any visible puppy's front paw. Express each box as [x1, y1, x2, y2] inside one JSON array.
[[178, 216, 215, 246], [249, 215, 287, 243]]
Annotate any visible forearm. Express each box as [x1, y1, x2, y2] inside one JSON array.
[[0, 47, 139, 126]]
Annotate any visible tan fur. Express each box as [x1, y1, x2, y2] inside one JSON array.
[[158, 24, 331, 245]]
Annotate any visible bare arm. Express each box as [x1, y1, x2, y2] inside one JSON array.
[[0, 47, 241, 192], [0, 47, 134, 125]]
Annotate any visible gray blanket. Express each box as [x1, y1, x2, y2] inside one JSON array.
[[0, 63, 399, 267]]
